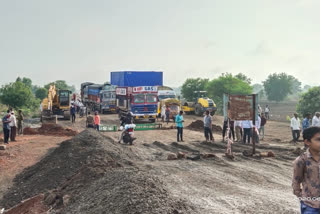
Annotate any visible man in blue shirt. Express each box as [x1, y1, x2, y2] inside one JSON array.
[[302, 113, 311, 132], [242, 120, 253, 144], [175, 111, 184, 142], [2, 110, 11, 144]]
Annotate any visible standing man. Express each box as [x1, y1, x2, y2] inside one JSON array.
[[175, 111, 184, 142], [94, 111, 100, 131], [234, 120, 242, 143], [86, 112, 94, 128], [16, 110, 24, 135], [9, 111, 17, 142], [2, 110, 11, 144], [264, 105, 270, 120], [255, 114, 261, 144], [260, 113, 267, 140], [203, 110, 214, 142], [161, 104, 166, 122], [311, 112, 320, 127], [70, 104, 76, 123], [291, 113, 301, 143], [242, 120, 253, 144], [302, 113, 311, 132], [165, 106, 170, 124]]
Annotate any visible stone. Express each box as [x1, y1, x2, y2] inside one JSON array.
[[167, 153, 178, 160]]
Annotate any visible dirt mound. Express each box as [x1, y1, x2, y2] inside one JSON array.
[[0, 129, 194, 214], [187, 120, 223, 132], [23, 124, 78, 136]]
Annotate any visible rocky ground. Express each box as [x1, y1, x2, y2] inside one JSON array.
[[0, 113, 303, 213]]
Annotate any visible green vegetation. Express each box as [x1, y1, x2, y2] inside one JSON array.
[[297, 86, 320, 117]]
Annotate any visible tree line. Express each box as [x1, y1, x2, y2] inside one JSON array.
[[0, 77, 75, 115], [180, 72, 318, 116]]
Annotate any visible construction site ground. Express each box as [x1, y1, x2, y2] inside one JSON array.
[[0, 113, 303, 213]]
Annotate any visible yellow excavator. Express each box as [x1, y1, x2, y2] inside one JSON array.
[[182, 91, 217, 116], [41, 85, 71, 122]]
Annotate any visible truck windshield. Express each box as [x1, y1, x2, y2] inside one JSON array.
[[59, 91, 69, 106], [133, 94, 145, 103], [158, 95, 176, 100], [146, 94, 157, 103]]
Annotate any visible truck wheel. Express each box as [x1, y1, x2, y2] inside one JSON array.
[[210, 111, 216, 116]]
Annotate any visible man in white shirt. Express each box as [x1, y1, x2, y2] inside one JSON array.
[[242, 120, 253, 144], [265, 105, 270, 120], [290, 113, 301, 143], [311, 112, 320, 127], [9, 111, 17, 142]]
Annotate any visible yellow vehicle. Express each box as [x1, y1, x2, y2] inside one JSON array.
[[182, 91, 217, 116], [159, 98, 181, 120], [41, 85, 71, 122], [157, 86, 178, 115]]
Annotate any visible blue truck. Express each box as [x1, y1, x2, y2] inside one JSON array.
[[81, 82, 117, 113], [111, 71, 163, 122]]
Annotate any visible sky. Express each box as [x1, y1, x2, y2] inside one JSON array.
[[0, 0, 319, 89]]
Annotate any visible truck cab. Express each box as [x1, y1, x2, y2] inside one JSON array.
[[116, 86, 158, 122], [99, 85, 117, 113]]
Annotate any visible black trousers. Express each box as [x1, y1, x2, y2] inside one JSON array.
[[222, 125, 235, 140], [292, 130, 300, 142], [204, 127, 213, 140], [3, 128, 10, 143], [177, 127, 183, 141], [72, 114, 76, 123], [243, 128, 252, 144]]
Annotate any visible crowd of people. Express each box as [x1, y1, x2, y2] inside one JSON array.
[[290, 111, 320, 144], [1, 108, 24, 144]]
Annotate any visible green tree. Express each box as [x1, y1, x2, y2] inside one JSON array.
[[0, 81, 38, 109], [206, 73, 253, 112], [263, 73, 297, 102], [35, 87, 48, 100], [235, 73, 252, 85], [297, 86, 320, 117], [181, 78, 209, 100], [44, 80, 75, 92], [22, 77, 32, 88]]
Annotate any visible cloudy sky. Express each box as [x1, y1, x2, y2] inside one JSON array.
[[0, 0, 319, 89]]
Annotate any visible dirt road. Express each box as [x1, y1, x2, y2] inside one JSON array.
[[0, 113, 302, 213]]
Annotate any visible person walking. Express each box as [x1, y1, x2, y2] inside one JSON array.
[[204, 110, 214, 142], [259, 113, 267, 140], [94, 111, 100, 131], [234, 120, 242, 143], [175, 111, 184, 142], [291, 113, 301, 143], [311, 112, 320, 127], [9, 111, 17, 142], [16, 110, 24, 135], [2, 110, 11, 144], [70, 104, 76, 123], [242, 120, 253, 144], [292, 127, 320, 213]]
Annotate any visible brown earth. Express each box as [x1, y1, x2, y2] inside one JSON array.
[[23, 124, 78, 136], [0, 113, 302, 213]]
